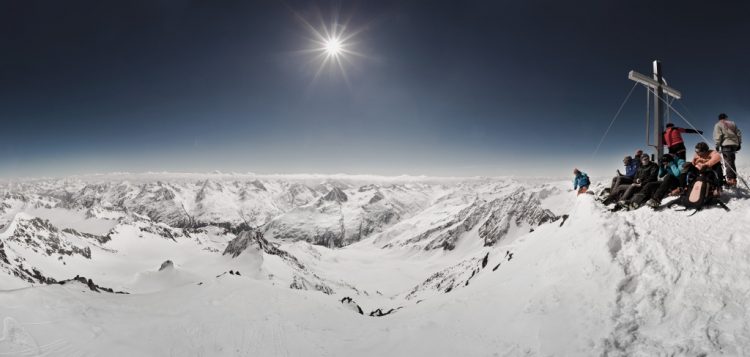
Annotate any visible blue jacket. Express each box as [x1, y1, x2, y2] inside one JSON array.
[[659, 158, 686, 178], [573, 172, 590, 189], [624, 161, 638, 178]]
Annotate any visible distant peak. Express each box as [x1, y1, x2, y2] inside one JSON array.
[[322, 187, 348, 203]]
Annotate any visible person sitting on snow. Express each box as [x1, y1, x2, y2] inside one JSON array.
[[634, 149, 644, 165], [572, 168, 590, 195], [683, 141, 723, 187], [643, 153, 687, 209], [602, 155, 638, 205], [615, 154, 658, 208], [663, 123, 703, 161]]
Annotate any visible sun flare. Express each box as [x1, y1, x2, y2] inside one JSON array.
[[294, 11, 368, 82], [324, 37, 343, 57]]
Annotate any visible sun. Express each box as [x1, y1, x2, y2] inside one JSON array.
[[291, 10, 367, 83], [324, 37, 343, 57]]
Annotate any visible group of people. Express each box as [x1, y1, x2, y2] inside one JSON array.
[[574, 113, 742, 211]]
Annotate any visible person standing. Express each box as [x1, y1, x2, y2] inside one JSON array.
[[572, 168, 590, 195], [663, 123, 703, 160], [713, 113, 742, 186]]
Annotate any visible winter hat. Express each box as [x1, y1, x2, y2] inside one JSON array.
[[662, 153, 673, 162], [573, 168, 580, 175], [640, 155, 651, 163], [635, 150, 644, 157], [718, 113, 728, 120], [665, 123, 675, 128], [623, 155, 632, 163]]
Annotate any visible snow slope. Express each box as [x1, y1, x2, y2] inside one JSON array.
[[1, 173, 750, 356]]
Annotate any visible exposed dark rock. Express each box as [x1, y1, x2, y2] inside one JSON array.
[[224, 229, 308, 270], [368, 192, 385, 204], [9, 218, 93, 259], [340, 296, 364, 315], [396, 190, 557, 251], [312, 230, 344, 248], [481, 252, 489, 268], [139, 224, 181, 241], [61, 228, 111, 244], [369, 308, 399, 317], [249, 180, 267, 191], [479, 190, 558, 247], [58, 275, 128, 294], [159, 260, 174, 271], [289, 275, 334, 295], [321, 187, 348, 203], [223, 230, 263, 258], [0, 241, 9, 264]]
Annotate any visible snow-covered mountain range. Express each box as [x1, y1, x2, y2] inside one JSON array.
[[1, 173, 749, 356]]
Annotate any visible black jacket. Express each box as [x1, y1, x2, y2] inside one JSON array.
[[634, 162, 659, 184]]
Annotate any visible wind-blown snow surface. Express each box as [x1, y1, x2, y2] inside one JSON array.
[[1, 173, 750, 356]]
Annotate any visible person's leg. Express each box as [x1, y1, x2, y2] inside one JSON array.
[[632, 182, 659, 207], [643, 182, 660, 197], [611, 184, 631, 201], [711, 163, 724, 187], [723, 146, 737, 181], [619, 177, 633, 185], [652, 175, 678, 202], [680, 164, 697, 188], [670, 143, 687, 161], [621, 185, 641, 202], [609, 176, 619, 193], [728, 150, 737, 179]]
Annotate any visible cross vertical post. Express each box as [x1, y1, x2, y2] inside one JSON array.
[[652, 60, 665, 166]]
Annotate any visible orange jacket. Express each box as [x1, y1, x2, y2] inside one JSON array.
[[692, 150, 721, 170]]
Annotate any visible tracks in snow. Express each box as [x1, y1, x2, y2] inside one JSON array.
[[603, 207, 750, 356]]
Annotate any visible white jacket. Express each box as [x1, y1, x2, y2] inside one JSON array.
[[713, 119, 742, 147]]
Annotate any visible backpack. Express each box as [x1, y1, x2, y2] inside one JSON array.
[[669, 171, 728, 213], [684, 175, 713, 209], [580, 173, 590, 187]]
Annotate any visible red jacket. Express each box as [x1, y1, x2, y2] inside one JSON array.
[[664, 127, 686, 147], [663, 126, 701, 148]]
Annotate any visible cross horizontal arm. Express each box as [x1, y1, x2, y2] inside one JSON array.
[[628, 70, 682, 99]]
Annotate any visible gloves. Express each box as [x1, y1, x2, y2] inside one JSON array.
[[698, 130, 704, 134], [716, 145, 721, 152]]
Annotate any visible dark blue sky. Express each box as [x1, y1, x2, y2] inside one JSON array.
[[2, 0, 749, 177]]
